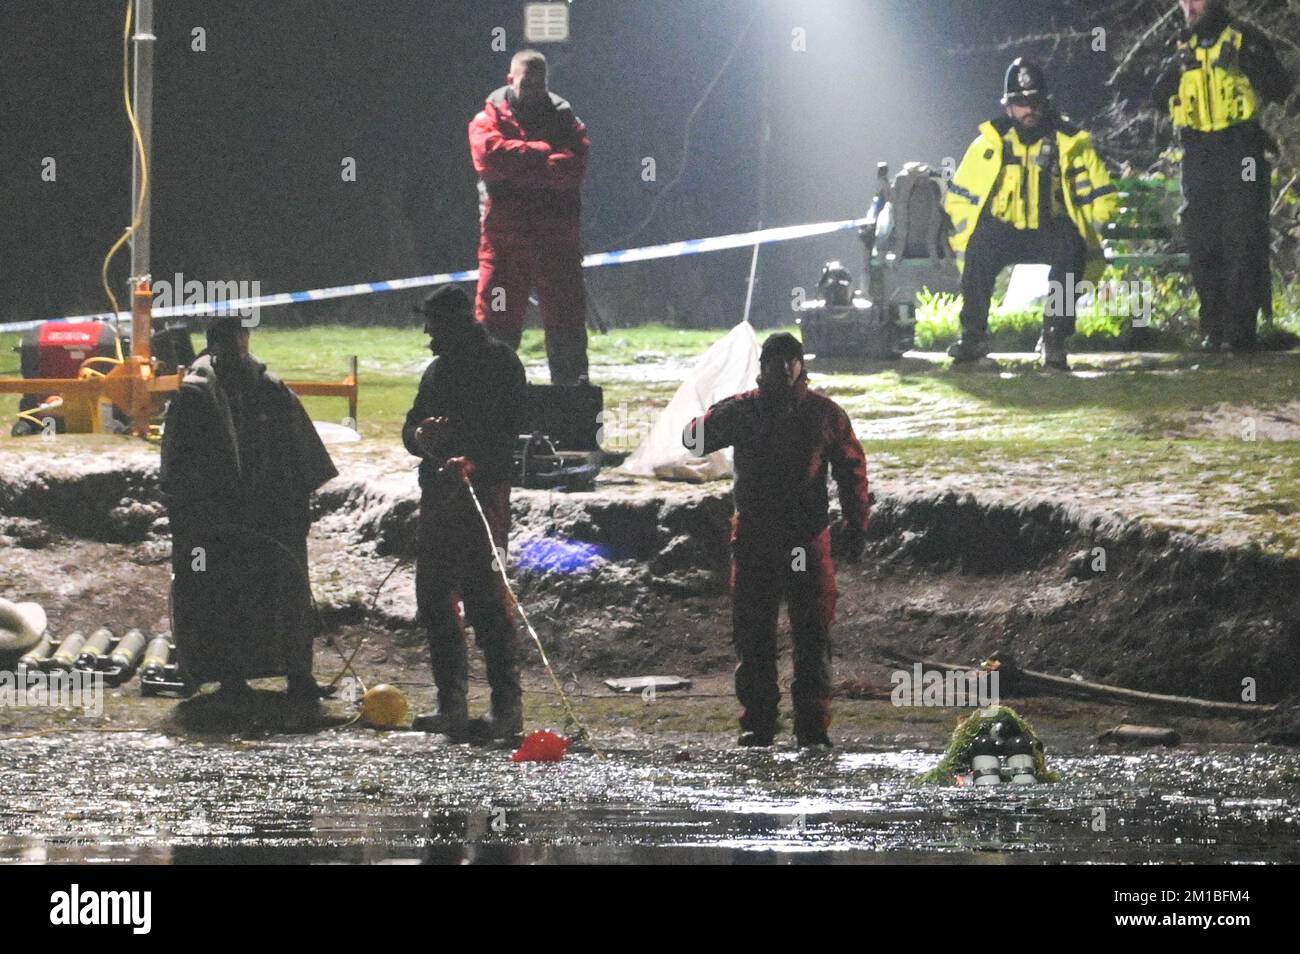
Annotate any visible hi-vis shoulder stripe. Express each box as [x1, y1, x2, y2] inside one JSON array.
[[0, 217, 869, 333]]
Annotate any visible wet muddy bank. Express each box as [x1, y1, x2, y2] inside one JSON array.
[[2, 457, 1298, 714]]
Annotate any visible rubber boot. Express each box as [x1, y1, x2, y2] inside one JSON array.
[[947, 335, 990, 364], [476, 629, 523, 746], [416, 636, 470, 742], [737, 707, 777, 747], [1039, 331, 1070, 372], [793, 700, 833, 749]]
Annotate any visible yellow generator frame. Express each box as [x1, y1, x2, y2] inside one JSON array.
[[0, 281, 359, 438]]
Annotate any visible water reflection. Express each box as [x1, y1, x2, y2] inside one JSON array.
[[1, 733, 1297, 863]]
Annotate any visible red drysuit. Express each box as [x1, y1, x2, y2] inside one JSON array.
[[686, 379, 870, 742], [469, 86, 591, 384]]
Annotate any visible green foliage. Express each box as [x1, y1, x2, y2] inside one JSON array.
[[914, 704, 1059, 786], [917, 271, 1299, 352]]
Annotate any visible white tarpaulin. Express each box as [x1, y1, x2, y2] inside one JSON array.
[[619, 321, 760, 482]]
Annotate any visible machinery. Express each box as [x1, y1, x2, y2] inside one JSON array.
[[8, 319, 193, 436], [799, 161, 962, 360], [1, 0, 357, 438], [2, 295, 359, 439], [513, 383, 604, 491]]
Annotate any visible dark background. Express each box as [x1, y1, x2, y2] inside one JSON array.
[[2, 0, 1116, 329]]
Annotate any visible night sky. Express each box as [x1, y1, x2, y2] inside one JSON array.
[[4, 0, 1119, 329]]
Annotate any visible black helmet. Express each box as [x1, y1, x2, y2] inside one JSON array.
[[1001, 58, 1049, 105], [817, 261, 854, 308]]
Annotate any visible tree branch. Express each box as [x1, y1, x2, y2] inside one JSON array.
[[1106, 6, 1180, 86]]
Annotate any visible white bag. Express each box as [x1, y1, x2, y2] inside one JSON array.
[[619, 321, 761, 482]]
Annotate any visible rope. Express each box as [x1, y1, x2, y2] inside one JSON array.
[[456, 470, 604, 759]]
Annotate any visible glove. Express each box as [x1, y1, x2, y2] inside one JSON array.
[[1177, 44, 1199, 72], [415, 416, 451, 458], [442, 456, 476, 482]]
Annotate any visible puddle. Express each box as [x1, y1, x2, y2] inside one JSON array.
[[2, 733, 1297, 863]]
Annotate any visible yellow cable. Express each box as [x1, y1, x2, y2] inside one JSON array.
[[78, 356, 124, 375], [99, 0, 148, 363], [15, 411, 50, 429]]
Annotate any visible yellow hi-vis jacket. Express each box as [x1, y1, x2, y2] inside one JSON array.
[[1168, 25, 1260, 132], [944, 116, 1119, 278]]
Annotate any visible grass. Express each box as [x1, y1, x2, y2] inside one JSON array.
[[3, 321, 1298, 554]]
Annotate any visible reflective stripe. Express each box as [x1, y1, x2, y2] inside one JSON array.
[[1076, 184, 1118, 206], [947, 183, 980, 204]]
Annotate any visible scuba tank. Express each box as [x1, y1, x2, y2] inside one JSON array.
[[18, 633, 56, 673], [140, 634, 187, 697], [103, 629, 149, 686], [1005, 730, 1037, 784], [75, 627, 115, 671], [969, 726, 1002, 786], [45, 632, 86, 672]]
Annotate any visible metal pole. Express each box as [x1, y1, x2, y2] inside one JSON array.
[[741, 123, 769, 325], [129, 0, 156, 360], [742, 51, 770, 327]]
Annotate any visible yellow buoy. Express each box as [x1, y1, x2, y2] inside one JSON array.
[[361, 684, 411, 729]]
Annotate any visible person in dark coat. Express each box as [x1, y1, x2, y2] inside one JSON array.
[[683, 333, 870, 748], [403, 285, 529, 744], [160, 315, 338, 701]]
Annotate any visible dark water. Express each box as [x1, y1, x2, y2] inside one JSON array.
[[2, 733, 1298, 864]]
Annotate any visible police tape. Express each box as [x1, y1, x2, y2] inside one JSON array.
[[0, 216, 869, 334]]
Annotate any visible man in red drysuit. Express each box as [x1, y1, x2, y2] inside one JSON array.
[[469, 49, 591, 385], [683, 333, 870, 748]]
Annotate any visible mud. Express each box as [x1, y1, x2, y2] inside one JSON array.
[[5, 441, 1300, 862], [3, 442, 1298, 711]]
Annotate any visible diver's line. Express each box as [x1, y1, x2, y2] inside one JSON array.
[[456, 469, 605, 760]]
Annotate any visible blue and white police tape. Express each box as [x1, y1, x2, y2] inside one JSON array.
[[0, 216, 869, 334]]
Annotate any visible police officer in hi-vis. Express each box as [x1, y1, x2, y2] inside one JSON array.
[[945, 59, 1118, 371], [1153, 0, 1293, 354]]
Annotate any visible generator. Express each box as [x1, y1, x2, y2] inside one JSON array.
[[799, 161, 962, 360], [11, 319, 195, 436], [513, 383, 604, 491], [797, 261, 908, 360]]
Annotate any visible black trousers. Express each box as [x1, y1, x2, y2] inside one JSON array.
[[959, 214, 1088, 343], [731, 527, 837, 739], [415, 482, 521, 720], [1181, 124, 1273, 349]]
